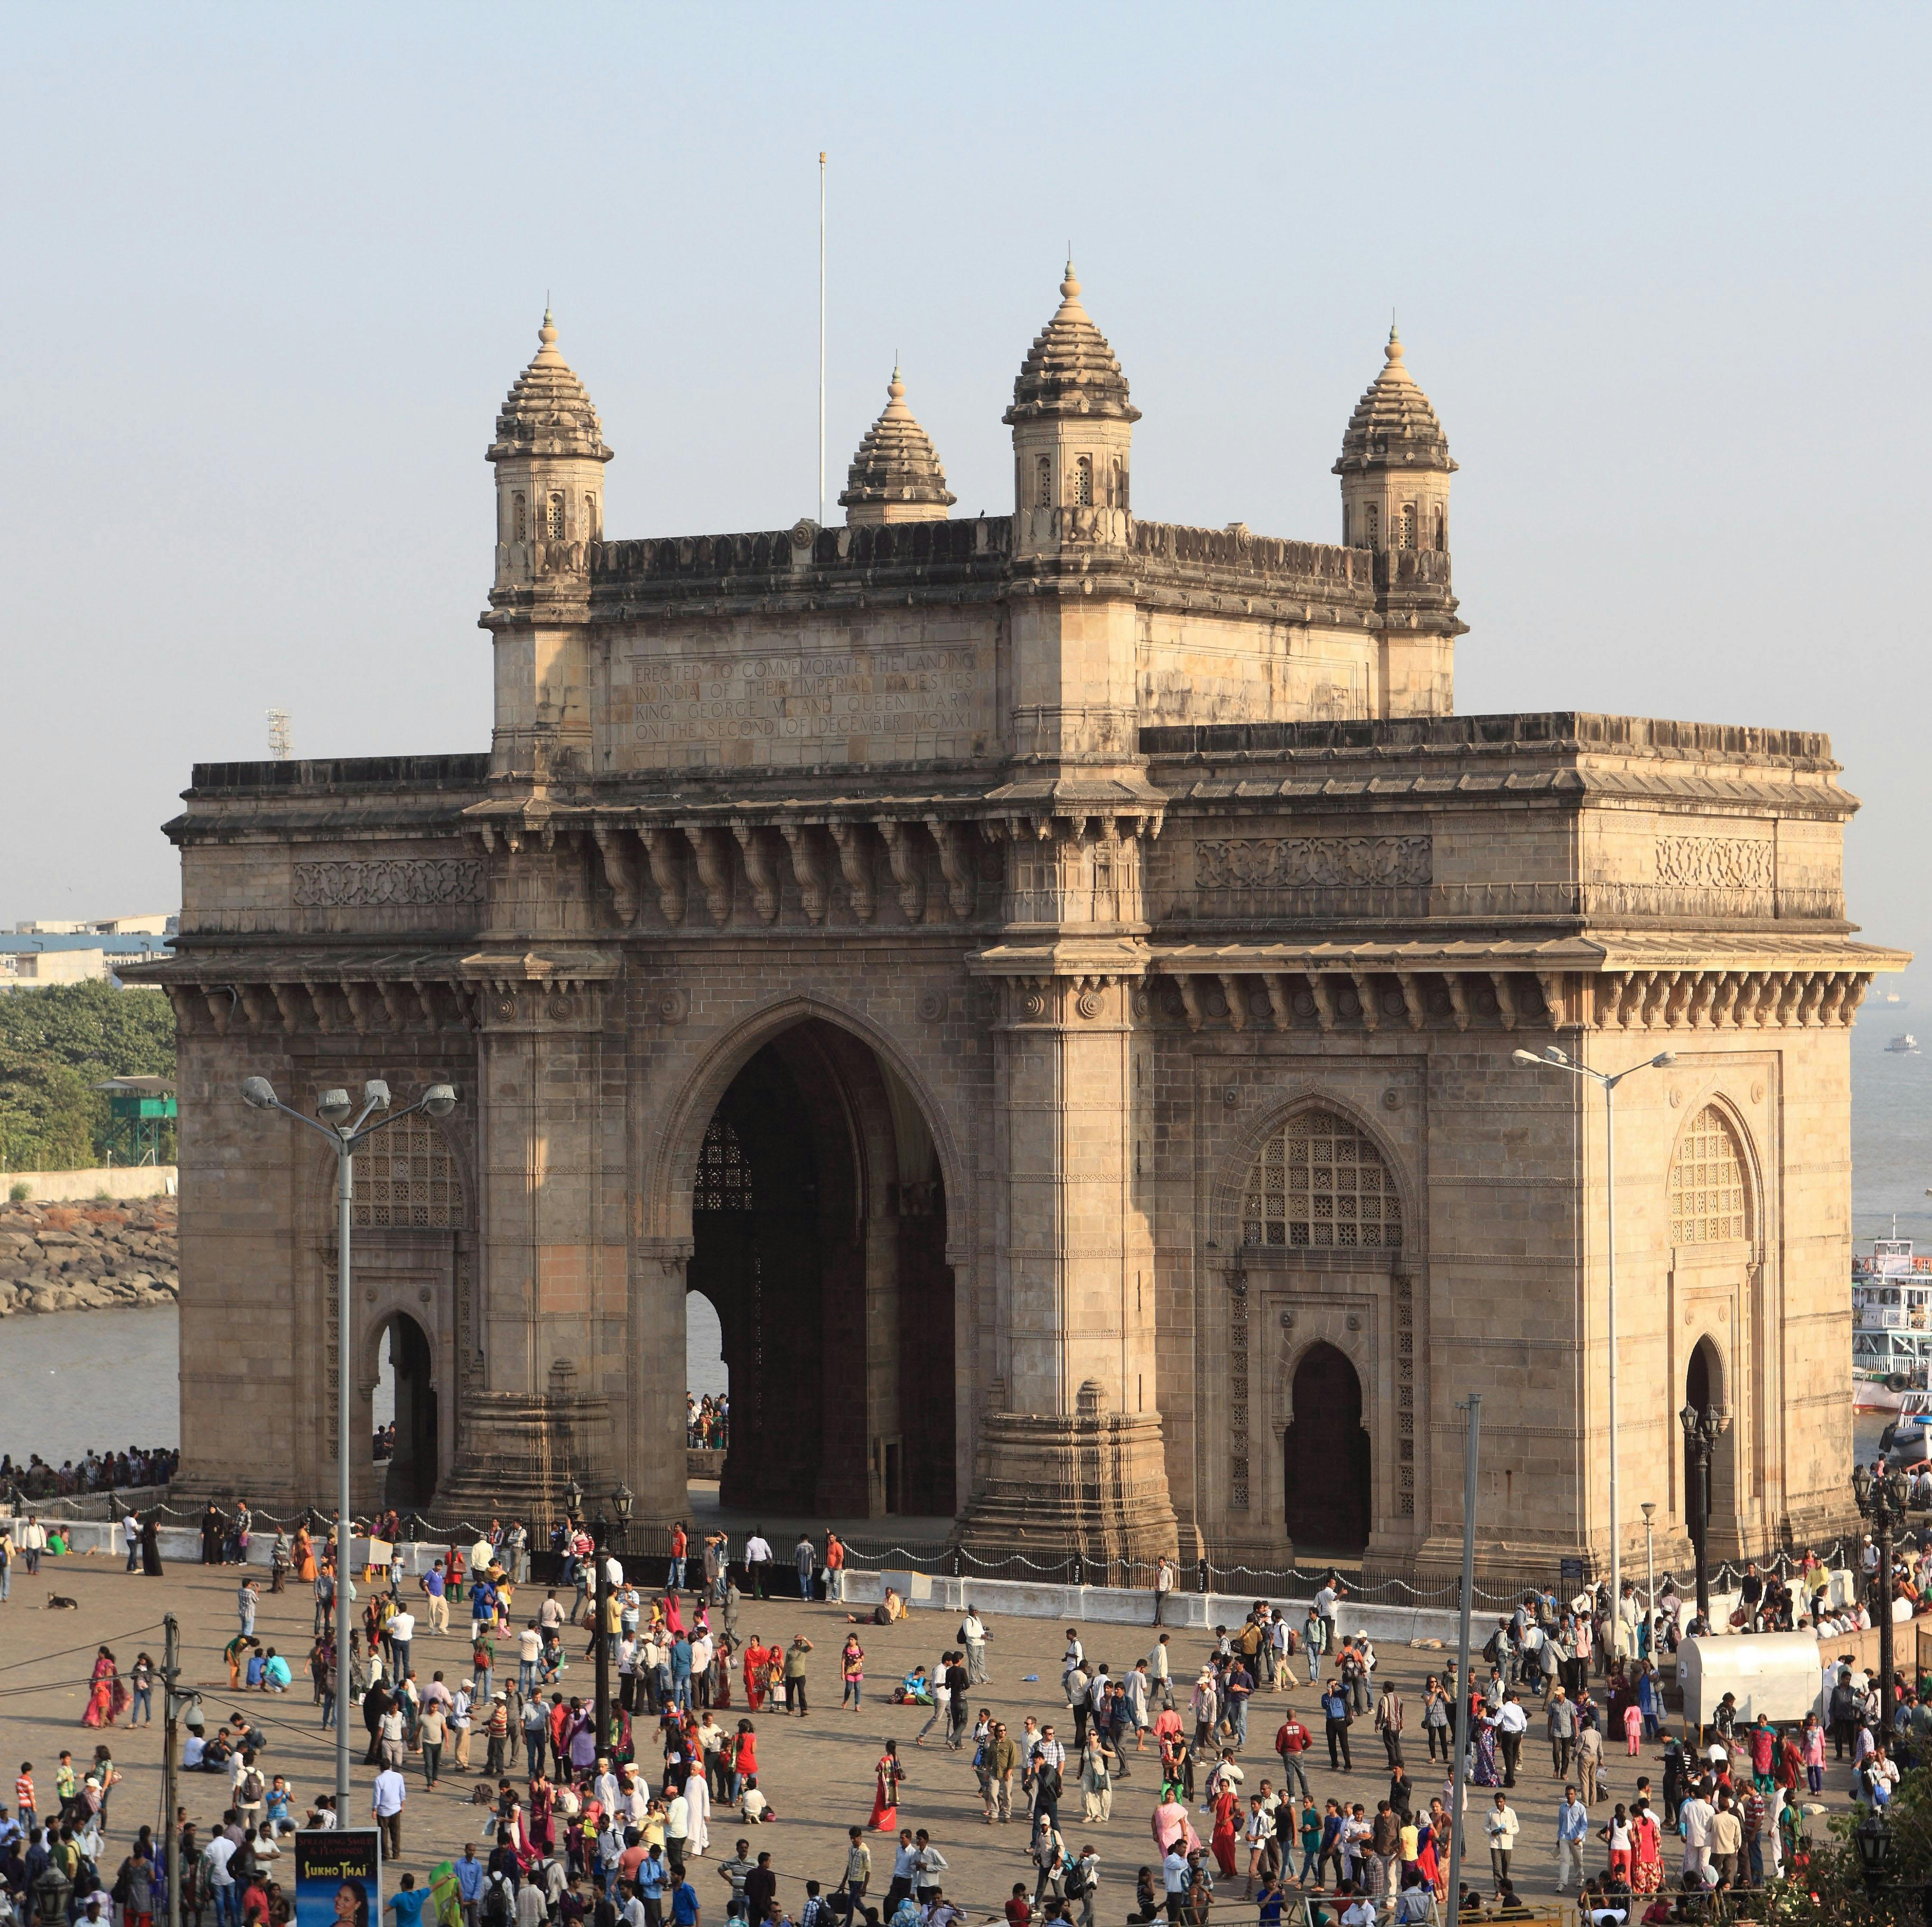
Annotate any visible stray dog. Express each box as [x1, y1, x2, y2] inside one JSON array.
[[46, 1593, 80, 1610]]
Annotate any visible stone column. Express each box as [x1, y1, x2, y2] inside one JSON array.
[[956, 969, 1176, 1562]]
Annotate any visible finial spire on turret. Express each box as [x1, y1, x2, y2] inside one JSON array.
[[1332, 323, 1454, 551], [839, 362, 955, 525]]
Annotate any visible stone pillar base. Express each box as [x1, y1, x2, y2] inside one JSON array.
[[956, 1388, 1178, 1564], [437, 1366, 611, 1533]]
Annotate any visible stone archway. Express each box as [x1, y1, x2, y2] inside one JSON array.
[[1684, 1335, 1735, 1534], [1284, 1342, 1370, 1555], [683, 1017, 955, 1519], [379, 1311, 438, 1509]]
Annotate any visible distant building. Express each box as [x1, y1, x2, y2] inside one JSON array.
[[0, 947, 112, 990], [14, 914, 178, 936]]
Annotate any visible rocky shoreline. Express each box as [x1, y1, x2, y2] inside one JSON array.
[[0, 1198, 179, 1315]]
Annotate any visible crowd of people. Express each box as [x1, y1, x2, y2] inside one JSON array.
[[0, 1448, 178, 1501], [686, 1399, 730, 1454], [1, 1515, 1920, 1927]]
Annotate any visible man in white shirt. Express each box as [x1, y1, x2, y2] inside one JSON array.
[[1483, 1794, 1519, 1893], [743, 1533, 773, 1600], [372, 1763, 407, 1858], [204, 1831, 238, 1900], [1678, 1786, 1715, 1884], [1161, 1847, 1189, 1912], [1149, 1635, 1173, 1711], [387, 1608, 416, 1684], [450, 1683, 473, 1771], [1493, 1692, 1528, 1788], [518, 1623, 544, 1695], [955, 1607, 986, 1686]]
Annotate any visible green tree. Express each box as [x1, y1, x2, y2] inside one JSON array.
[[0, 981, 176, 1170]]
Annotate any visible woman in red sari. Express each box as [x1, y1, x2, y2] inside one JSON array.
[[742, 1640, 767, 1711], [867, 1739, 904, 1831], [1414, 1813, 1441, 1901], [1629, 1801, 1664, 1896], [1209, 1778, 1239, 1879], [81, 1648, 126, 1728]]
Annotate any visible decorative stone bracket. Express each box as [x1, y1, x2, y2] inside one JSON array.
[[1156, 965, 1560, 1035], [166, 977, 485, 1038], [1595, 967, 1870, 1030], [581, 814, 988, 931]]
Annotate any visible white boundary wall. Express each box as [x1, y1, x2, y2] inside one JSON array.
[[4, 1166, 177, 1202]]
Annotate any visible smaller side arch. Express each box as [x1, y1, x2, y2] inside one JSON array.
[[1283, 1340, 1370, 1555]]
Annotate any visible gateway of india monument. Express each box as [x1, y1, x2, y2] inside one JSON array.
[[135, 265, 1902, 1585]]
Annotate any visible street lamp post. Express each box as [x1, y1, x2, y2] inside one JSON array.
[[593, 1507, 611, 1760], [240, 1073, 458, 1814], [1853, 1460, 1910, 1738], [1640, 1501, 1657, 1654], [1513, 1044, 1675, 1661], [1678, 1403, 1729, 1624]]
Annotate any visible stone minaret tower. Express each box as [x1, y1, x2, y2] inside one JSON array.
[[1004, 261, 1140, 558], [839, 366, 956, 525], [482, 309, 612, 784], [1333, 326, 1455, 554], [488, 308, 614, 587]]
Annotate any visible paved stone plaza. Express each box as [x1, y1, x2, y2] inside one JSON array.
[[0, 1549, 1860, 1914]]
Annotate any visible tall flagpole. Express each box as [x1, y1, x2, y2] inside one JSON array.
[[818, 151, 826, 529]]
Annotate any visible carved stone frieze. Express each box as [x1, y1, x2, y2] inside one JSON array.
[[293, 859, 486, 907], [1655, 836, 1774, 890], [1197, 835, 1431, 892]]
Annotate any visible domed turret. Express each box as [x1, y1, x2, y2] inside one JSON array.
[[1005, 262, 1138, 556], [1332, 326, 1455, 553], [839, 366, 956, 526], [488, 308, 613, 585]]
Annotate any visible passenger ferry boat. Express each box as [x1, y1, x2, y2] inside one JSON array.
[[1854, 1235, 1932, 1411], [1887, 1034, 1920, 1054]]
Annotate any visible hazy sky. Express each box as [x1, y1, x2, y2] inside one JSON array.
[[5, 5, 1927, 986]]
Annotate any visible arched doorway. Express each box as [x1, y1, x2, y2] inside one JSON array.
[[686, 1019, 954, 1518], [1284, 1343, 1370, 1554], [379, 1314, 437, 1509], [685, 1290, 729, 1457], [1683, 1336, 1734, 1537]]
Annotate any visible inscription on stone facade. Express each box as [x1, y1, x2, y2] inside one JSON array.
[[1197, 835, 1431, 891], [1654, 836, 1774, 889], [294, 859, 486, 907], [626, 647, 984, 746]]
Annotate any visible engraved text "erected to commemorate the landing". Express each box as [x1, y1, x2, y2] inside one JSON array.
[[628, 649, 981, 743]]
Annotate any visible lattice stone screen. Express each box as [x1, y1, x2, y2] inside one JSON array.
[[1242, 1107, 1402, 1249], [353, 1118, 464, 1230], [695, 1119, 753, 1212], [1670, 1105, 1748, 1244]]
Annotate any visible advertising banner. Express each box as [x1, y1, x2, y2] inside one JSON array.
[[293, 1828, 381, 1927]]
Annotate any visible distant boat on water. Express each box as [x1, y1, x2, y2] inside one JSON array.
[[1889, 1034, 1920, 1055]]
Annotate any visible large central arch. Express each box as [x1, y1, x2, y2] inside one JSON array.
[[672, 1013, 957, 1519]]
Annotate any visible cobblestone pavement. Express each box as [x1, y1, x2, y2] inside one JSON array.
[[0, 1556, 1858, 1917]]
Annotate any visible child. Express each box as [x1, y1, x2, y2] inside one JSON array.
[[14, 1765, 35, 1837]]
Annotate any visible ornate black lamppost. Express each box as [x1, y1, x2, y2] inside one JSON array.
[[1678, 1402, 1729, 1623], [1853, 1459, 1910, 1739]]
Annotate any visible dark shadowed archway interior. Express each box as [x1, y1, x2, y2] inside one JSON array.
[[1284, 1342, 1370, 1555], [686, 1020, 955, 1518], [1684, 1336, 1735, 1534], [381, 1313, 438, 1509]]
